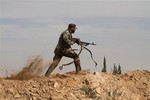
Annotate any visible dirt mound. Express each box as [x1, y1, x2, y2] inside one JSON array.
[[0, 70, 150, 100]]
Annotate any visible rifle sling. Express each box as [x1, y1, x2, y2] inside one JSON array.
[[83, 46, 97, 67], [59, 43, 97, 70]]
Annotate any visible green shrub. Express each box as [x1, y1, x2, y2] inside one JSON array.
[[80, 84, 101, 100]]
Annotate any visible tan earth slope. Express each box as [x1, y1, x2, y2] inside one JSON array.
[[0, 70, 150, 100]]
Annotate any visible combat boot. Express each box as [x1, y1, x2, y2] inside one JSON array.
[[44, 67, 55, 77], [45, 58, 61, 77], [74, 58, 82, 73]]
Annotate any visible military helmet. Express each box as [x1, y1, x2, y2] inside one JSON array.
[[68, 23, 77, 29]]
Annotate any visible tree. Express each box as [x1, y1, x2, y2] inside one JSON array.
[[117, 64, 122, 74], [113, 63, 118, 74], [102, 56, 107, 72]]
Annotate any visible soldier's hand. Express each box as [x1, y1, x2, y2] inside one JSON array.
[[70, 41, 75, 45]]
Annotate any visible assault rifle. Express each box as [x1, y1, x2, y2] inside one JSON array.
[[59, 40, 97, 70], [79, 41, 96, 46]]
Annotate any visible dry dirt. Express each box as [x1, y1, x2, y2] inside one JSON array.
[[0, 56, 150, 100], [0, 70, 150, 100]]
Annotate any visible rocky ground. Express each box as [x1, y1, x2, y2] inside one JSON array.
[[0, 70, 150, 100]]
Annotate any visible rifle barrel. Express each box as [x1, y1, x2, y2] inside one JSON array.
[[80, 41, 96, 46]]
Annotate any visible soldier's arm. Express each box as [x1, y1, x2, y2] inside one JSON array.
[[63, 32, 75, 45]]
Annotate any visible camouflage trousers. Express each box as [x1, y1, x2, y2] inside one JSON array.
[[44, 48, 81, 76]]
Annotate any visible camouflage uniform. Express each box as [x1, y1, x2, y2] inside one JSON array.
[[45, 30, 81, 76]]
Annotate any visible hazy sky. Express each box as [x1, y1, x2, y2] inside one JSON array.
[[0, 0, 150, 77]]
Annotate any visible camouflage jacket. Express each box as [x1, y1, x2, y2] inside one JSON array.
[[55, 30, 74, 51]]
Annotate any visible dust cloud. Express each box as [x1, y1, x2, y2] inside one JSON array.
[[9, 56, 45, 80]]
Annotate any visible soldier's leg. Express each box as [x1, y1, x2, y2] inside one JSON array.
[[44, 55, 62, 77], [74, 55, 82, 73], [62, 49, 82, 73]]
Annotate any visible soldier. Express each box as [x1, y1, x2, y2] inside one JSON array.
[[45, 23, 82, 76]]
